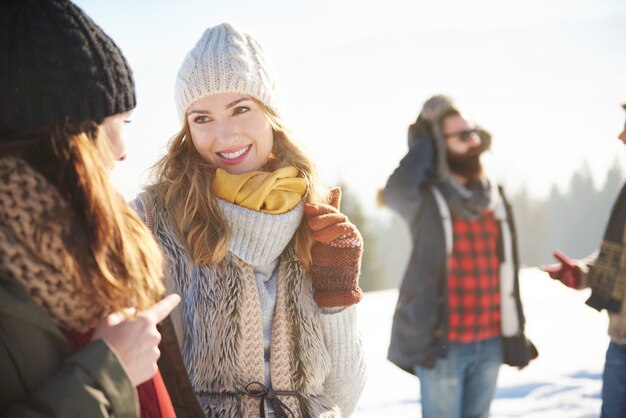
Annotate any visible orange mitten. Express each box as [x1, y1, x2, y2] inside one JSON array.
[[304, 188, 364, 308]]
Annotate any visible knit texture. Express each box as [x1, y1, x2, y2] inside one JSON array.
[[216, 199, 303, 267], [213, 166, 307, 214], [252, 263, 279, 389], [133, 192, 367, 417], [0, 158, 102, 331], [318, 306, 368, 416], [174, 22, 280, 123], [305, 188, 364, 308], [218, 198, 303, 404], [587, 182, 626, 313], [438, 176, 498, 221], [237, 260, 270, 416], [0, 0, 135, 133]]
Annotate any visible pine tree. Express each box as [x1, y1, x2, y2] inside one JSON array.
[[336, 182, 386, 291], [508, 159, 625, 266]]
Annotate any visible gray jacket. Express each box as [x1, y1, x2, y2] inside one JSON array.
[[383, 132, 536, 372]]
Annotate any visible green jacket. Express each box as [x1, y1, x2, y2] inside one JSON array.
[[0, 274, 139, 417]]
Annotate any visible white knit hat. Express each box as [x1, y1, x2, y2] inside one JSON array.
[[175, 22, 280, 124]]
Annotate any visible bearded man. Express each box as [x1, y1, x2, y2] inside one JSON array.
[[380, 95, 537, 418]]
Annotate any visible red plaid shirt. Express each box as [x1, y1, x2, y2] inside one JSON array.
[[447, 210, 501, 343]]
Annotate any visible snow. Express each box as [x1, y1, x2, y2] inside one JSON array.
[[353, 268, 609, 417]]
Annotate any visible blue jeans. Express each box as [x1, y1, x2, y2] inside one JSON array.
[[601, 341, 626, 418], [414, 337, 503, 418]]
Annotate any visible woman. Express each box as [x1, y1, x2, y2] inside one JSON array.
[[133, 23, 366, 417], [0, 1, 178, 416]]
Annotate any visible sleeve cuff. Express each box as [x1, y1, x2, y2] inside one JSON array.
[[68, 339, 139, 417]]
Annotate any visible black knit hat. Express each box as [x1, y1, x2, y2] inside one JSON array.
[[0, 0, 136, 134]]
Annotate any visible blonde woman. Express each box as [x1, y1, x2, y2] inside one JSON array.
[[133, 23, 366, 417], [0, 1, 178, 416]]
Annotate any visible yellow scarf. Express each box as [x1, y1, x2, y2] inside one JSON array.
[[213, 166, 307, 214]]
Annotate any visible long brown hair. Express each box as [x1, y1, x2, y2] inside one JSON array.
[[0, 121, 164, 312], [148, 99, 326, 269]]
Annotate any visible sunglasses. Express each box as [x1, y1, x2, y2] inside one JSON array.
[[443, 129, 479, 142]]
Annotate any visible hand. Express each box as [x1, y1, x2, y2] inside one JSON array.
[[540, 250, 581, 289], [92, 294, 180, 386], [305, 188, 360, 246], [304, 188, 363, 308], [408, 115, 433, 148]]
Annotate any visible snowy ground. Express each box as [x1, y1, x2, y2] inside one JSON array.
[[353, 268, 609, 418]]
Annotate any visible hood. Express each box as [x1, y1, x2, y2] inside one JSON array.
[[408, 95, 491, 182]]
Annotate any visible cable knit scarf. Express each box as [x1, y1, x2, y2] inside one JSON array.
[[137, 191, 339, 417], [213, 166, 307, 214], [438, 176, 498, 220], [0, 158, 102, 332]]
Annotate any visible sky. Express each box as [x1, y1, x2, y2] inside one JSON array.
[[74, 0, 626, 208], [356, 268, 608, 417]]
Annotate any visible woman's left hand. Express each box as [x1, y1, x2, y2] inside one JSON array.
[[304, 188, 363, 308]]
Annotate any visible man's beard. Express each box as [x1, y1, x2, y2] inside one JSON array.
[[447, 149, 483, 184]]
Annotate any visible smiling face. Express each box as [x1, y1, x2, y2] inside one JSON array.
[[186, 93, 274, 174]]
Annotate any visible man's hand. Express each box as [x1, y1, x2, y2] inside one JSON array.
[[541, 250, 581, 289]]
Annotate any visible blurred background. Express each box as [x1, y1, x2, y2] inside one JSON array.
[[76, 0, 626, 291]]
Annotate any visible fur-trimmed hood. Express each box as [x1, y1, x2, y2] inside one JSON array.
[[407, 94, 492, 182]]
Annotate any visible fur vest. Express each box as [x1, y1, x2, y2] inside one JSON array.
[[136, 192, 343, 418]]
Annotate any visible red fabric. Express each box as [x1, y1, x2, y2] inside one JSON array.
[[61, 328, 94, 350], [447, 210, 501, 343], [61, 328, 175, 418], [152, 369, 176, 418]]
